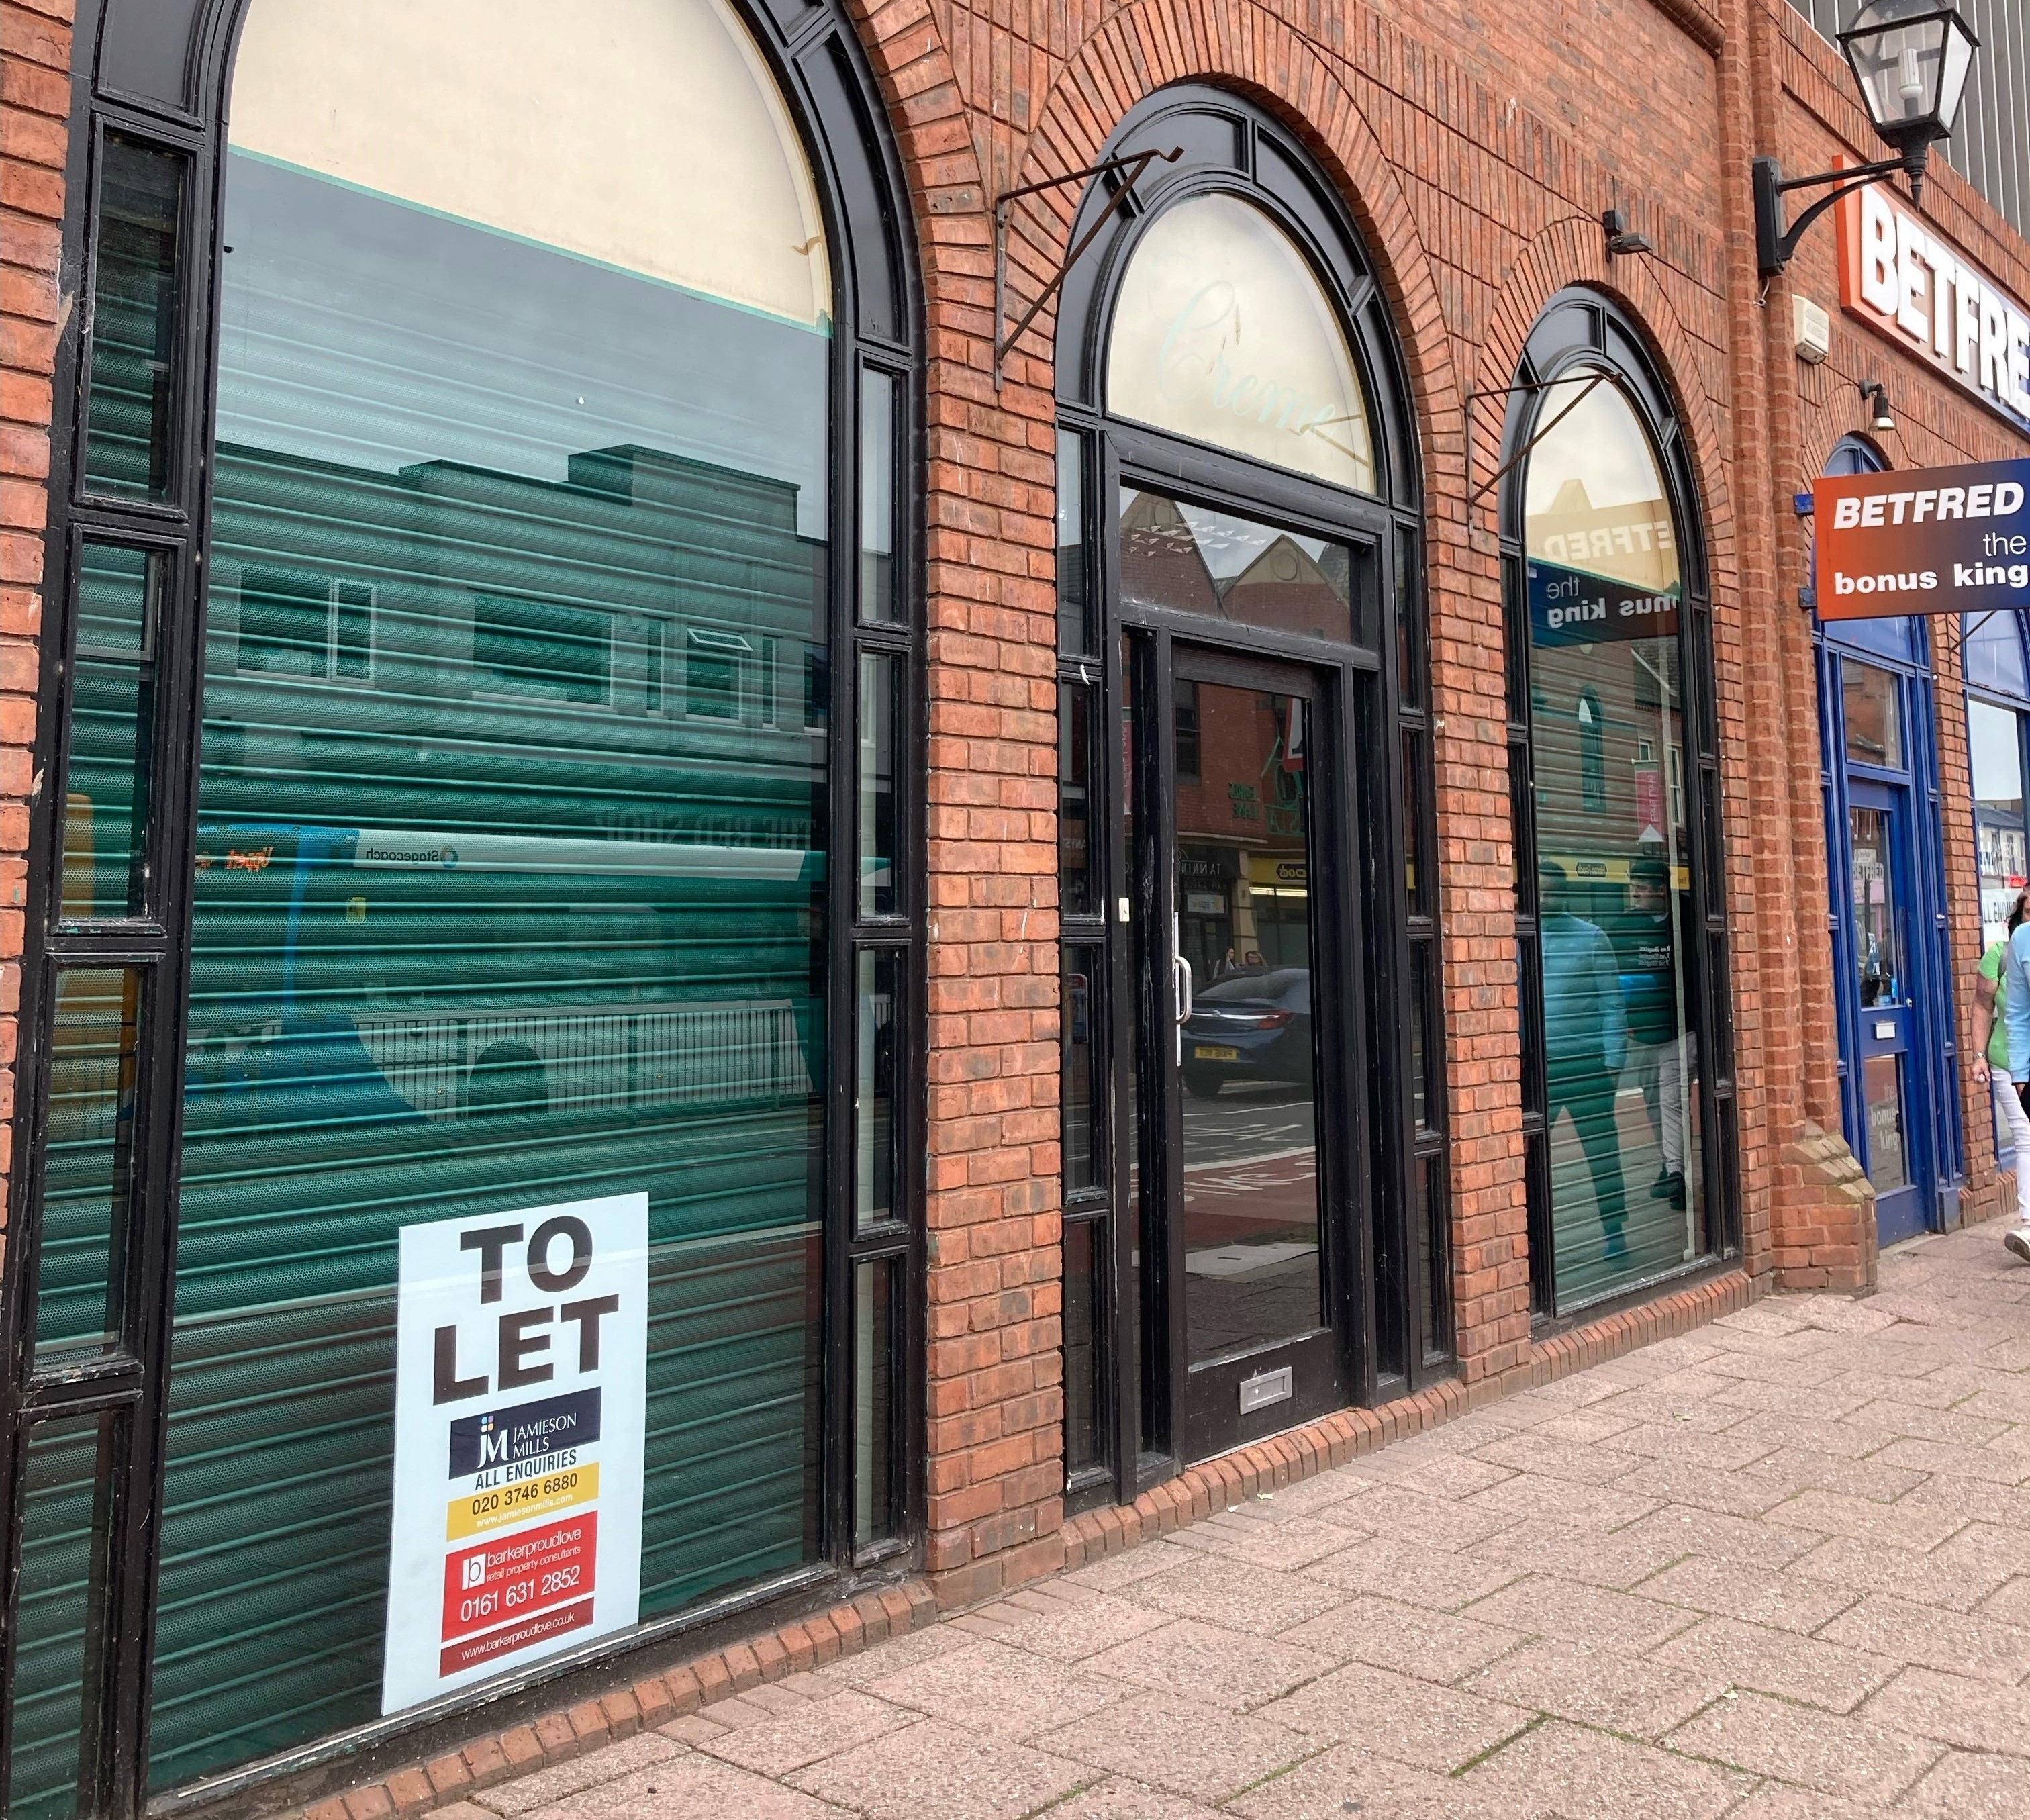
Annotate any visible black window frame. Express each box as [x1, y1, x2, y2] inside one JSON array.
[[0, 1, 926, 1813], [1498, 288, 1740, 1325]]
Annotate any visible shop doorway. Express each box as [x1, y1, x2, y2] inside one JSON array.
[[1126, 635, 1355, 1459], [1816, 441, 1962, 1246], [1846, 785, 1924, 1237], [1050, 87, 1447, 1504]]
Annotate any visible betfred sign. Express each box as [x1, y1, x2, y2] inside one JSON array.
[[382, 1194, 648, 1714], [1837, 179, 2030, 438], [1815, 458, 2030, 620]]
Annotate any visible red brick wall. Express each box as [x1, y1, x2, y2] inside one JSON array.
[[0, 0, 72, 1280]]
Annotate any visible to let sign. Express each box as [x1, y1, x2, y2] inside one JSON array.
[[1815, 459, 2030, 620], [382, 1193, 648, 1714]]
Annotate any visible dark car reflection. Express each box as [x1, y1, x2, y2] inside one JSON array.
[[1181, 966, 1312, 1096]]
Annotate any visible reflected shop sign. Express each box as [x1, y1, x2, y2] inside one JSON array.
[[1815, 458, 2030, 620], [383, 1193, 648, 1713], [1527, 557, 1681, 647]]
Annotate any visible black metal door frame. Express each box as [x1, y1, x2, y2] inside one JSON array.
[[1141, 637, 1365, 1460]]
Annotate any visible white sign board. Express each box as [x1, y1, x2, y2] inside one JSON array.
[[382, 1193, 648, 1715]]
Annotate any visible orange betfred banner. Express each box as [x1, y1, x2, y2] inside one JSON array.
[[1836, 173, 2030, 440], [1815, 459, 2030, 620]]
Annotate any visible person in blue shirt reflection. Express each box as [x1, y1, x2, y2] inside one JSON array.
[[1998, 891, 2030, 1265], [1541, 861, 1631, 1263]]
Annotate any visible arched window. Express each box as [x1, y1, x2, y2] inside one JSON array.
[[1500, 292, 1734, 1316], [1050, 87, 1443, 1498], [8, 1, 918, 1809], [1106, 191, 1376, 493]]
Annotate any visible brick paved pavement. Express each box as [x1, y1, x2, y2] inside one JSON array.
[[422, 1225, 2030, 1819]]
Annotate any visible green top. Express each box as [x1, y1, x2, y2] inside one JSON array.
[[1982, 939, 2012, 1069]]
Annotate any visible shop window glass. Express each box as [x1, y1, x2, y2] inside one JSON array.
[[60, 545, 160, 922], [5, 1415, 115, 1820], [853, 1257, 898, 1547], [1118, 489, 1354, 644], [151, 0, 838, 1783], [1402, 726, 1427, 913], [34, 969, 142, 1363], [1522, 371, 1702, 1307], [1969, 698, 2027, 945], [1062, 1217, 1102, 1475], [1059, 684, 1094, 918], [83, 136, 181, 500], [1057, 430, 1089, 657], [1964, 610, 2030, 698], [855, 949, 898, 1231], [1107, 193, 1374, 494], [1416, 1152, 1449, 1363], [1850, 805, 1902, 1006], [859, 653, 899, 916], [1063, 942, 1101, 1196], [859, 370, 897, 624], [1843, 661, 1904, 769]]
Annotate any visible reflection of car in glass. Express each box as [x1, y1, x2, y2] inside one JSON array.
[[1181, 967, 1311, 1097]]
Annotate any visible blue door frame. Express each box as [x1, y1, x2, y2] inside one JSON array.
[[1817, 632, 1964, 1244]]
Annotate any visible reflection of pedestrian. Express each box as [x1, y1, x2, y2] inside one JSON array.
[[1540, 863, 1630, 1260], [1613, 855, 1692, 1212], [1986, 888, 2030, 1263]]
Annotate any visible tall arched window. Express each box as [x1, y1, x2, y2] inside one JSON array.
[[1051, 87, 1443, 1499], [1500, 291, 1735, 1316], [3, 1, 918, 1810]]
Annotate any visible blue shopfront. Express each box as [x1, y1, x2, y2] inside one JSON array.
[[1815, 440, 1964, 1245]]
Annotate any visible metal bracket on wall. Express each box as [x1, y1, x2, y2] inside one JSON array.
[[1464, 371, 1610, 510], [993, 146, 1183, 391]]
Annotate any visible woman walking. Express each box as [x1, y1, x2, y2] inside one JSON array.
[[1974, 885, 2030, 1263]]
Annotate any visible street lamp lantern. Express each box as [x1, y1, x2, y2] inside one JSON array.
[[1841, 0, 1979, 159], [1753, 0, 1980, 275]]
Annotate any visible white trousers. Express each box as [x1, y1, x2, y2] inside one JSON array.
[[1657, 1035, 1690, 1174], [1994, 1073, 2030, 1169]]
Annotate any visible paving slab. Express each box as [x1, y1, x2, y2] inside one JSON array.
[[1663, 1690, 1942, 1802], [1650, 1614, 1900, 1713], [1035, 1689, 1323, 1804], [785, 1718, 1092, 1820], [1455, 1715, 1752, 1819], [1461, 1635, 1727, 1737], [1253, 1660, 1533, 1770]]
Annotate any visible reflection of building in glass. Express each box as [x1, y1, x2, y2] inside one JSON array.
[[183, 432, 828, 1131]]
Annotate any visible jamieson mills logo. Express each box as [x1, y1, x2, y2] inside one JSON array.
[[448, 1388, 601, 1478]]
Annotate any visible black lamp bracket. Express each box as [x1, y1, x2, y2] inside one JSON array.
[[1753, 147, 1927, 278], [992, 146, 1183, 391]]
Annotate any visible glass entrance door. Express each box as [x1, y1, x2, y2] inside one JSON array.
[[1133, 641, 1348, 1461], [1847, 788, 1925, 1242]]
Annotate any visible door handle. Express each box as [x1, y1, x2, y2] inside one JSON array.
[[1174, 953, 1193, 1062]]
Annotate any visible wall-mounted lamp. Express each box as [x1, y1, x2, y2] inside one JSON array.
[[1602, 209, 1654, 258], [1753, 0, 1978, 277], [1859, 378, 1895, 432]]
